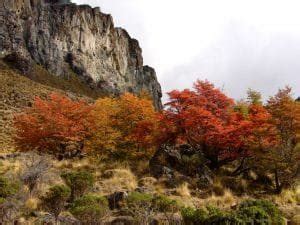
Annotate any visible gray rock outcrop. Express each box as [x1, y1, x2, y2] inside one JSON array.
[[0, 0, 162, 109], [149, 144, 213, 188]]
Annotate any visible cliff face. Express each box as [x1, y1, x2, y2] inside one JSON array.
[[0, 0, 162, 109]]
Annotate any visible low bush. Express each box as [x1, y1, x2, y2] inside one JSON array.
[[0, 176, 20, 198], [181, 200, 284, 225], [237, 199, 284, 224], [126, 192, 153, 208], [0, 197, 6, 204], [70, 194, 109, 224], [237, 205, 269, 224], [41, 185, 71, 221], [181, 207, 208, 225], [126, 192, 180, 213], [61, 170, 94, 201], [152, 195, 180, 212]]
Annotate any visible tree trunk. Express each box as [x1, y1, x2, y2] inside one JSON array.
[[232, 158, 246, 176], [274, 169, 282, 194]]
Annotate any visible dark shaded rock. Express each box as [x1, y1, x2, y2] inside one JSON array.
[[3, 53, 31, 74], [107, 192, 128, 210], [149, 144, 213, 188], [104, 216, 135, 225], [55, 141, 85, 160]]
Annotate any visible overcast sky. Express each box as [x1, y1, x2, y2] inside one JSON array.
[[74, 0, 300, 101]]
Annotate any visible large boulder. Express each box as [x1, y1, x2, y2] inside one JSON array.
[[107, 191, 128, 210], [149, 144, 213, 188]]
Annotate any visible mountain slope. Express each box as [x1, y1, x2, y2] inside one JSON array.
[[0, 60, 93, 151]]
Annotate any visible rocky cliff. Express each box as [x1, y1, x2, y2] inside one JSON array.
[[0, 0, 162, 109]]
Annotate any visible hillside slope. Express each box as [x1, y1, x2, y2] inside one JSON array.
[[0, 60, 93, 151]]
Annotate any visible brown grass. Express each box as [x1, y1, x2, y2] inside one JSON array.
[[96, 168, 137, 195], [25, 198, 39, 210], [175, 182, 191, 197], [199, 189, 240, 209], [273, 186, 300, 206]]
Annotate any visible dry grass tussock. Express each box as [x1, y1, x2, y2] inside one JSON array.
[[273, 185, 300, 205], [25, 198, 39, 210], [54, 157, 97, 171], [175, 182, 191, 197], [199, 189, 241, 209], [96, 168, 137, 195], [0, 158, 22, 176]]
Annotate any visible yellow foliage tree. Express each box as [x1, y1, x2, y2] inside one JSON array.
[[86, 97, 121, 157], [86, 93, 159, 160]]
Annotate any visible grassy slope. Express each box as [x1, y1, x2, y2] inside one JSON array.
[[0, 60, 93, 152]]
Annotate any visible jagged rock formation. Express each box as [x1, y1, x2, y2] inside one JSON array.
[[0, 0, 162, 109]]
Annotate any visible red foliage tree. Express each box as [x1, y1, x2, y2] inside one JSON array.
[[246, 90, 278, 151], [14, 93, 93, 155], [162, 80, 252, 169]]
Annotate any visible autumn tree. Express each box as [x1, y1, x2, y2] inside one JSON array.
[[161, 80, 252, 169], [264, 87, 300, 193], [244, 87, 300, 193], [87, 93, 159, 160], [246, 90, 278, 152], [14, 93, 93, 156]]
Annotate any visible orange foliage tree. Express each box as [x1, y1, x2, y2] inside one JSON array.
[[161, 80, 252, 169], [246, 89, 278, 151], [243, 87, 300, 193], [14, 93, 93, 155], [87, 93, 160, 160], [264, 87, 300, 192]]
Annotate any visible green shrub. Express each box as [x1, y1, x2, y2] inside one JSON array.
[[126, 192, 180, 213], [237, 206, 269, 224], [0, 197, 6, 204], [0, 176, 19, 198], [152, 195, 180, 212], [126, 192, 153, 208], [181, 207, 208, 225], [61, 171, 94, 201], [181, 200, 284, 225], [70, 194, 109, 224], [41, 185, 71, 220], [204, 206, 241, 225], [237, 199, 284, 224]]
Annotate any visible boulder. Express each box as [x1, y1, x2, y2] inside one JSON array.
[[107, 191, 128, 210], [149, 144, 213, 188], [104, 216, 136, 225]]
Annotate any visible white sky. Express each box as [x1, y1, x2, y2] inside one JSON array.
[[73, 0, 300, 101]]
